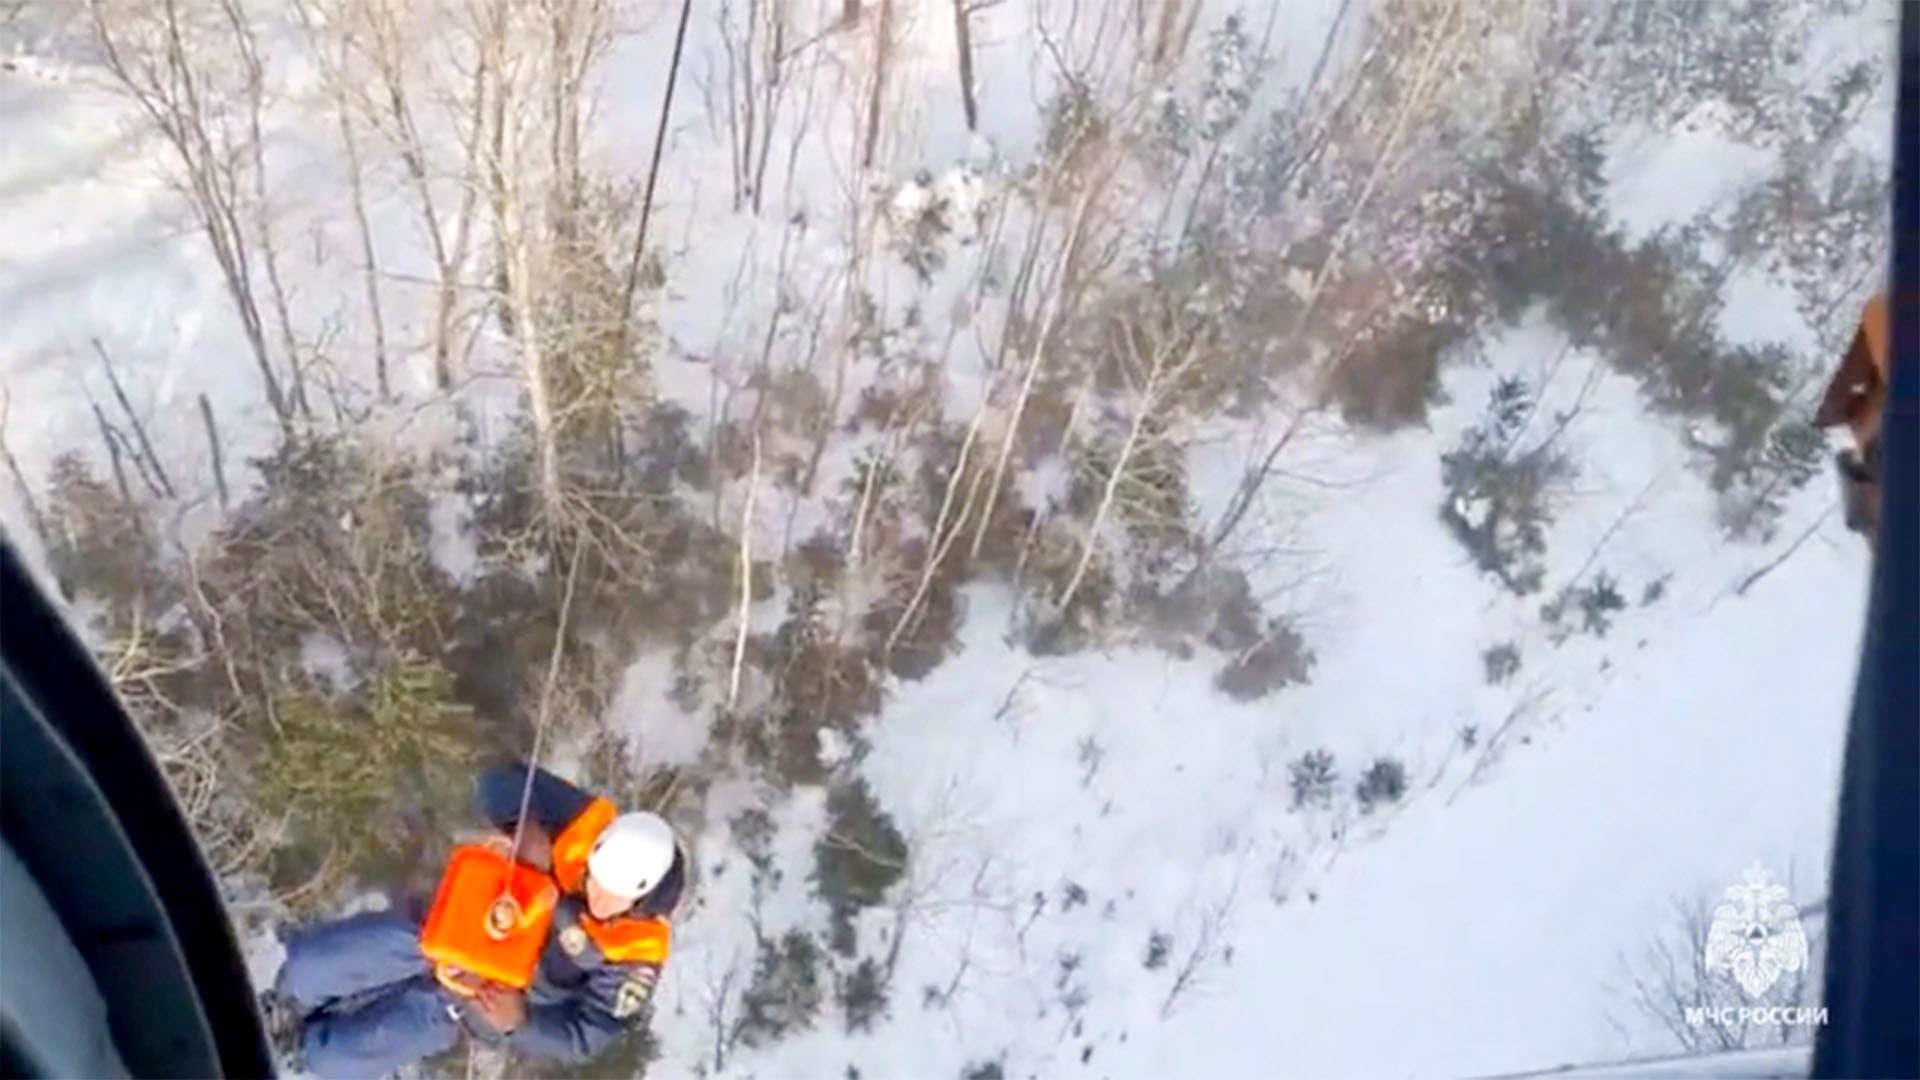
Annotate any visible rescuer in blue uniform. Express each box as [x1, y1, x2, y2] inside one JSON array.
[[272, 763, 688, 1078]]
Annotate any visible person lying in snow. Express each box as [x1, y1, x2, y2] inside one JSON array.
[[271, 762, 690, 1079]]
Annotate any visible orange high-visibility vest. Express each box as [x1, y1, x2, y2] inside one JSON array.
[[581, 912, 672, 965], [550, 797, 618, 895], [418, 841, 559, 995]]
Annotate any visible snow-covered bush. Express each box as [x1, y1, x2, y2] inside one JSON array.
[[1541, 572, 1630, 644], [217, 437, 455, 659], [1041, 78, 1108, 183], [737, 930, 826, 1047], [813, 778, 908, 956], [731, 807, 777, 878], [1288, 750, 1338, 811], [838, 957, 889, 1033], [41, 455, 272, 885], [530, 188, 662, 459], [1354, 757, 1408, 813], [1011, 523, 1116, 656], [889, 172, 955, 285], [1120, 566, 1319, 698], [1328, 297, 1476, 429], [1717, 417, 1830, 541], [1144, 931, 1172, 970], [1459, 177, 1829, 518], [42, 452, 174, 622], [1482, 642, 1522, 685], [1440, 377, 1575, 596], [863, 541, 967, 679], [1214, 618, 1314, 701], [742, 579, 884, 787], [1065, 427, 1191, 586], [1197, 14, 1256, 141], [626, 401, 713, 496]]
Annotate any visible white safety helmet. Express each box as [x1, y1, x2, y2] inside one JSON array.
[[586, 811, 678, 899]]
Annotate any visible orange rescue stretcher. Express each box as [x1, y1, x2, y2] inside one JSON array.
[[419, 840, 559, 996]]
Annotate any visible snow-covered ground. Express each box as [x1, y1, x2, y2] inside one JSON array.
[[0, 0, 1891, 1077], [651, 334, 1865, 1078]]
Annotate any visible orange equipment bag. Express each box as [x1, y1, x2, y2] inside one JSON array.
[[419, 841, 559, 996]]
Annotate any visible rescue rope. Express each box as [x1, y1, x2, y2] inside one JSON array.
[[501, 531, 586, 891], [445, 532, 581, 1077], [618, 0, 693, 317]]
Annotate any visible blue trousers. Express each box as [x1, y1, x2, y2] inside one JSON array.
[[473, 761, 595, 834], [277, 910, 461, 1079]]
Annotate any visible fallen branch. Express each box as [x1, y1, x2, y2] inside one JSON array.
[[728, 433, 762, 710]]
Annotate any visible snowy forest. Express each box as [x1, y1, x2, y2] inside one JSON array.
[[0, 0, 1893, 1075]]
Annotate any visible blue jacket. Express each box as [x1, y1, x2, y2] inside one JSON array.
[[473, 763, 688, 1063]]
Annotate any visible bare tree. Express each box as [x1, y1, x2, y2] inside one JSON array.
[[885, 397, 988, 652], [290, 0, 392, 398], [91, 0, 294, 437], [337, 98, 391, 398], [704, 957, 744, 1073], [861, 0, 891, 168], [199, 394, 229, 511], [950, 0, 983, 131], [458, 0, 620, 519], [717, 0, 794, 213], [220, 0, 309, 419], [317, 0, 493, 389], [1160, 856, 1244, 1018], [967, 169, 1110, 562], [92, 338, 175, 498], [88, 401, 134, 502], [1191, 0, 1471, 574], [1057, 303, 1207, 615], [884, 80, 1136, 647]]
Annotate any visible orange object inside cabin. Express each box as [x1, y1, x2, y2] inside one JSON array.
[[1815, 291, 1891, 452]]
